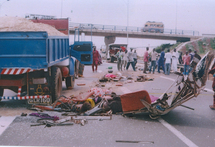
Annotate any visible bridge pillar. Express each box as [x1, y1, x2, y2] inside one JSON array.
[[104, 36, 116, 58]]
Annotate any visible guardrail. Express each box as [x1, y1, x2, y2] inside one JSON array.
[[70, 22, 199, 36]]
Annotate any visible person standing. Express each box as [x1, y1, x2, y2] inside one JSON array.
[[143, 47, 149, 74], [126, 48, 136, 71], [188, 49, 194, 74], [149, 48, 158, 74], [116, 50, 123, 71], [133, 50, 138, 67], [92, 46, 100, 72], [171, 48, 179, 72], [157, 48, 165, 74], [164, 49, 172, 75], [182, 51, 191, 76], [123, 50, 128, 70]]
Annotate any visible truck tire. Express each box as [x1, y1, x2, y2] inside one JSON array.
[[111, 56, 115, 63], [0, 87, 3, 102], [78, 64, 84, 77], [50, 67, 62, 103], [66, 76, 75, 89]]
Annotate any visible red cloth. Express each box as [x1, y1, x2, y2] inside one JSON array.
[[120, 46, 126, 52]]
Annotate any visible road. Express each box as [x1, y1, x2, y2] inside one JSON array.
[[0, 60, 215, 147]]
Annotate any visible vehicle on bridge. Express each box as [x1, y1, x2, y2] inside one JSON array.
[[108, 44, 127, 62], [142, 21, 164, 33]]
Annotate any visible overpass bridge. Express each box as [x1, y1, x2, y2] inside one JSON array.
[[69, 23, 201, 47], [69, 23, 201, 43]]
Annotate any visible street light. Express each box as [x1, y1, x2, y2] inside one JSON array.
[[126, 0, 129, 44], [0, 0, 10, 16]]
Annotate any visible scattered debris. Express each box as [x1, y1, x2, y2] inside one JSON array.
[[116, 140, 154, 144]]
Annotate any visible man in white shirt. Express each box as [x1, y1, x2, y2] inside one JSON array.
[[164, 49, 172, 75], [126, 48, 136, 71], [171, 48, 179, 72]]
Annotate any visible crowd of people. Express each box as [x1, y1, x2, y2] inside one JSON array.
[[91, 45, 197, 76], [143, 47, 197, 76]]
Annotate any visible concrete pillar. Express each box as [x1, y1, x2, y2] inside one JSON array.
[[104, 36, 116, 58]]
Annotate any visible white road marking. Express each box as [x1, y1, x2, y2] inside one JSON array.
[[160, 76, 175, 81], [158, 118, 198, 147], [120, 86, 198, 147], [160, 76, 214, 93], [0, 116, 16, 136]]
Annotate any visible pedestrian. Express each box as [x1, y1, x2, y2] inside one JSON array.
[[123, 50, 128, 70], [157, 48, 165, 74], [143, 47, 149, 74], [116, 50, 123, 71], [171, 48, 179, 72], [126, 48, 136, 71], [178, 52, 183, 64], [92, 46, 100, 72], [164, 49, 172, 75], [149, 48, 158, 74], [182, 51, 191, 76], [188, 49, 194, 74], [120, 50, 125, 71], [133, 50, 138, 67]]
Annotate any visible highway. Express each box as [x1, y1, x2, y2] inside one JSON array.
[[0, 61, 215, 147]]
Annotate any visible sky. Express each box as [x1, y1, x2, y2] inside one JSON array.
[[1, 0, 215, 55]]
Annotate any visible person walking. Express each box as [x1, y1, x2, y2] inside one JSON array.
[[182, 51, 191, 77], [171, 48, 179, 72], [157, 48, 165, 74], [149, 48, 158, 74], [164, 49, 172, 75], [133, 50, 138, 67], [143, 47, 149, 74], [126, 48, 136, 71], [92, 46, 100, 72]]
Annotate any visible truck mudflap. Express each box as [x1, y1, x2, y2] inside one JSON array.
[[0, 87, 51, 104]]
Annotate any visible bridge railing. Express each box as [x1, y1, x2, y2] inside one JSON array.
[[70, 22, 199, 36]]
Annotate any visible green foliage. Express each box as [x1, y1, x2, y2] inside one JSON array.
[[211, 37, 215, 49], [198, 40, 204, 54]]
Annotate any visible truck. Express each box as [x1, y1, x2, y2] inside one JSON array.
[[0, 31, 92, 104], [108, 44, 127, 62]]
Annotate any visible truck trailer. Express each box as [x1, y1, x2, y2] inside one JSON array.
[[0, 31, 92, 104]]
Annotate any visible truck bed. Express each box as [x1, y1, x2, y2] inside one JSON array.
[[0, 31, 69, 70]]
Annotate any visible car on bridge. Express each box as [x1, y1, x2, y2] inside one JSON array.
[[79, 24, 98, 30], [142, 21, 164, 33]]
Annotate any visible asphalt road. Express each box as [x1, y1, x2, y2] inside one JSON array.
[[0, 60, 215, 147]]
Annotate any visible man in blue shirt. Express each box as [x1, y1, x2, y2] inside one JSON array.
[[157, 48, 165, 73]]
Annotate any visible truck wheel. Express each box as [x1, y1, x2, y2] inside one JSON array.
[[111, 56, 114, 63], [78, 64, 84, 77], [50, 67, 62, 103], [0, 87, 3, 102], [66, 76, 75, 89]]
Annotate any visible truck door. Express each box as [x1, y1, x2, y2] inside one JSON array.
[[70, 41, 93, 65]]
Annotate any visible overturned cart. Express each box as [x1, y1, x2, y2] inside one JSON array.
[[121, 51, 214, 119]]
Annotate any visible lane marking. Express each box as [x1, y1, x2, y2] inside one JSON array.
[[158, 118, 198, 147], [160, 76, 214, 93], [120, 86, 198, 147], [0, 116, 16, 136]]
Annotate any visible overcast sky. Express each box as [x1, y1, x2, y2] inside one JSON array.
[[1, 0, 215, 53]]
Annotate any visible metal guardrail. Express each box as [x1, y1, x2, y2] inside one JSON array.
[[69, 22, 199, 36]]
